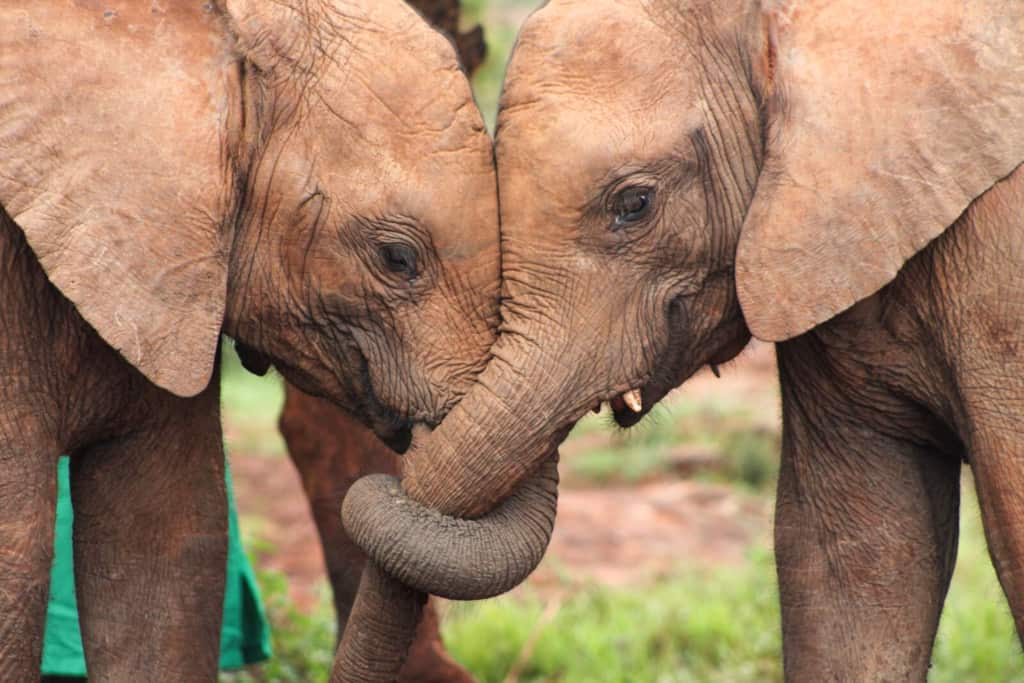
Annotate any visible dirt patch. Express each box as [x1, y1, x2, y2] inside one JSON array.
[[532, 481, 771, 590]]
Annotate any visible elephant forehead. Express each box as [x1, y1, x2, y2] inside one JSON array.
[[496, 0, 696, 185], [496, 90, 697, 228], [503, 0, 683, 100], [316, 134, 498, 261], [311, 0, 486, 143], [407, 150, 500, 262]]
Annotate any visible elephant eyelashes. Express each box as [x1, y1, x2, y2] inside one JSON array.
[[379, 243, 419, 279], [611, 186, 654, 230]]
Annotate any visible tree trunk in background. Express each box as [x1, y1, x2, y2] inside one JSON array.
[[276, 4, 484, 680]]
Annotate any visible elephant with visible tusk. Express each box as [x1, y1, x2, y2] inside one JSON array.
[[339, 0, 1024, 680], [0, 0, 534, 679]]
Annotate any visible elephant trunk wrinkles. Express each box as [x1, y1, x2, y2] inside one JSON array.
[[333, 334, 575, 682], [343, 456, 559, 599]]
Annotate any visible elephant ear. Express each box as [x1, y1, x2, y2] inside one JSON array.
[[736, 0, 1024, 341], [0, 3, 239, 396]]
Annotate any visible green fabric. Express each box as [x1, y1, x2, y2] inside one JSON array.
[[41, 456, 273, 676]]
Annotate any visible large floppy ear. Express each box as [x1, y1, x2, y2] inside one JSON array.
[[0, 3, 240, 396], [736, 0, 1024, 341]]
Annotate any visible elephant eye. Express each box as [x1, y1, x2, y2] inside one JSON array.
[[611, 186, 654, 229], [379, 243, 418, 279]]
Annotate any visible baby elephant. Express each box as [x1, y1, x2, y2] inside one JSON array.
[[422, 0, 1021, 680], [0, 1, 499, 680]]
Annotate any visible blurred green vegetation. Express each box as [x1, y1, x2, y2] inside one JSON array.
[[221, 484, 1022, 682], [445, 548, 782, 683], [221, 345, 286, 457], [443, 485, 1024, 683], [464, 0, 537, 129], [563, 403, 779, 491], [220, 567, 337, 683]]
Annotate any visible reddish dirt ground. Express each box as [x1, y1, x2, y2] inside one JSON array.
[[230, 343, 779, 608]]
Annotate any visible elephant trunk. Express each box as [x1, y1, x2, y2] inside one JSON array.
[[400, 331, 585, 516], [332, 456, 559, 683], [343, 455, 559, 600], [333, 331, 586, 681]]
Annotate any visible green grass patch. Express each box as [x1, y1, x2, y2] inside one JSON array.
[[220, 342, 287, 457], [561, 403, 780, 491], [221, 568, 337, 683], [444, 549, 782, 683], [442, 487, 1024, 682], [931, 483, 1024, 682]]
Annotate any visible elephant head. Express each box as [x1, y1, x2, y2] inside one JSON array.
[[0, 0, 499, 451], [371, 0, 1024, 507]]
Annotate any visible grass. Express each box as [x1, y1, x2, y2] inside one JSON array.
[[225, 479, 1024, 682], [560, 400, 780, 491], [444, 549, 782, 683], [440, 484, 1023, 683], [221, 567, 337, 683], [932, 486, 1024, 682]]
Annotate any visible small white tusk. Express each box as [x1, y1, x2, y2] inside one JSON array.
[[623, 389, 642, 413]]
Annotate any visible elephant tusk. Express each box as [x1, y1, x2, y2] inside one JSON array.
[[622, 389, 642, 413]]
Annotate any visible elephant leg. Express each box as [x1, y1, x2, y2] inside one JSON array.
[[70, 382, 226, 682], [279, 384, 472, 683], [774, 348, 962, 681], [0, 443, 57, 679], [966, 426, 1024, 640]]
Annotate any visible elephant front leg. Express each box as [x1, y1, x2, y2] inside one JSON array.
[[965, 423, 1024, 641], [0, 439, 57, 680], [775, 353, 962, 681], [69, 383, 226, 682]]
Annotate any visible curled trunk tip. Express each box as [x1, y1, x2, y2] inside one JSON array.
[[342, 455, 559, 601]]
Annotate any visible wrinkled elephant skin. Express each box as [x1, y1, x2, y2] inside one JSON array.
[[0, 1, 498, 680], [360, 0, 1024, 681]]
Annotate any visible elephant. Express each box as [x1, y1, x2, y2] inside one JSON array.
[[0, 0, 505, 679], [338, 0, 1024, 680], [271, 2, 481, 681]]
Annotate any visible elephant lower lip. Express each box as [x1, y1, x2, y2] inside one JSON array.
[[609, 384, 665, 428], [379, 424, 413, 454], [611, 405, 645, 428]]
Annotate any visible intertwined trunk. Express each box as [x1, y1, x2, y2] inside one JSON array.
[[333, 322, 589, 681]]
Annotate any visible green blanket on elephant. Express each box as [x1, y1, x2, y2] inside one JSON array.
[[42, 457, 272, 676]]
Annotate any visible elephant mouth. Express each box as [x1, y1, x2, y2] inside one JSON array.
[[607, 297, 692, 428], [351, 348, 416, 454], [361, 384, 414, 455], [608, 382, 668, 428], [376, 421, 414, 454], [608, 298, 752, 429]]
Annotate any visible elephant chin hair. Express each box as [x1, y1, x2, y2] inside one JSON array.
[[341, 454, 559, 600]]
